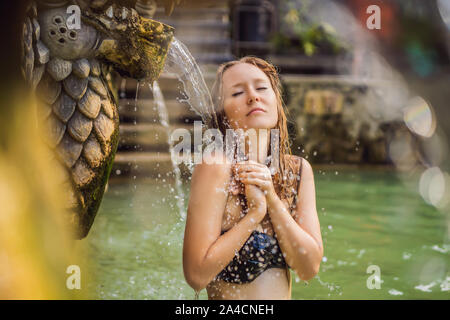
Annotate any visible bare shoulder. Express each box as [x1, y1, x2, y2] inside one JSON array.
[[190, 152, 232, 192], [291, 156, 318, 231], [299, 157, 314, 176], [201, 151, 232, 167]]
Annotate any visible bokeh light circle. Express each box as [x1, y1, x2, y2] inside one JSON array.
[[419, 167, 449, 208], [437, 0, 450, 29], [403, 96, 436, 138]]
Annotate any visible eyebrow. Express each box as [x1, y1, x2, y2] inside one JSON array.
[[231, 78, 269, 88]]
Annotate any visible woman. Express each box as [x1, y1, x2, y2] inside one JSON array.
[[183, 56, 323, 299]]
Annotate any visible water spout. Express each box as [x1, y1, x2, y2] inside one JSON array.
[[164, 37, 218, 129]]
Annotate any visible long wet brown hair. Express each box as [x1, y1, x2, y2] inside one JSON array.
[[210, 56, 295, 193]]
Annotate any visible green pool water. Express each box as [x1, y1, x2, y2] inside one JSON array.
[[81, 168, 449, 299]]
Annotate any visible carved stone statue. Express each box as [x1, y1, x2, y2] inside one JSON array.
[[21, 0, 174, 239]]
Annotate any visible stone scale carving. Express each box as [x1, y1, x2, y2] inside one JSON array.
[[21, 0, 174, 239]]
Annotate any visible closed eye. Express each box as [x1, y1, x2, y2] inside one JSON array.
[[257, 87, 267, 91], [232, 91, 243, 97]]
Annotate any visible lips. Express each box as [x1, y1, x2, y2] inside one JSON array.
[[247, 108, 265, 116]]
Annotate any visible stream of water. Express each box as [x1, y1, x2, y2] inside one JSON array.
[[151, 80, 186, 220], [163, 37, 218, 129]]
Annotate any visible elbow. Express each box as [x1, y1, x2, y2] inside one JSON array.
[[183, 262, 211, 292], [183, 247, 219, 291], [298, 261, 321, 281], [303, 241, 323, 280], [184, 272, 209, 292], [295, 248, 322, 281]]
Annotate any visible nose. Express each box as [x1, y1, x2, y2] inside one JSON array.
[[247, 89, 260, 105]]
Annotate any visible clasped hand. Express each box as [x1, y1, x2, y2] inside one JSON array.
[[228, 160, 276, 220], [234, 160, 276, 197]]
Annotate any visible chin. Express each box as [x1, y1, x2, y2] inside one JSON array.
[[246, 118, 277, 130]]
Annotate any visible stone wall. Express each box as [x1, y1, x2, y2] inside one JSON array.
[[283, 75, 422, 165]]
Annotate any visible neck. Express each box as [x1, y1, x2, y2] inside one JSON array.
[[243, 128, 270, 164]]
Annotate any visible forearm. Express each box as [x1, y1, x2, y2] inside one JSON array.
[[267, 193, 322, 280], [187, 210, 262, 290]]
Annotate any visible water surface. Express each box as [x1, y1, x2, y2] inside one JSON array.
[[83, 169, 449, 299]]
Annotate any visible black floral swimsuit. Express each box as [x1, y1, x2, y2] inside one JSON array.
[[216, 230, 287, 283]]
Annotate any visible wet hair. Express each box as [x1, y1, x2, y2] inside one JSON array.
[[210, 56, 294, 191]]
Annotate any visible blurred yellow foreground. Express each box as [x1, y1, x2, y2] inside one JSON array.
[[0, 89, 87, 299]]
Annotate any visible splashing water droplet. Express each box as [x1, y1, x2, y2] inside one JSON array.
[[119, 78, 126, 98], [150, 81, 186, 220]]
